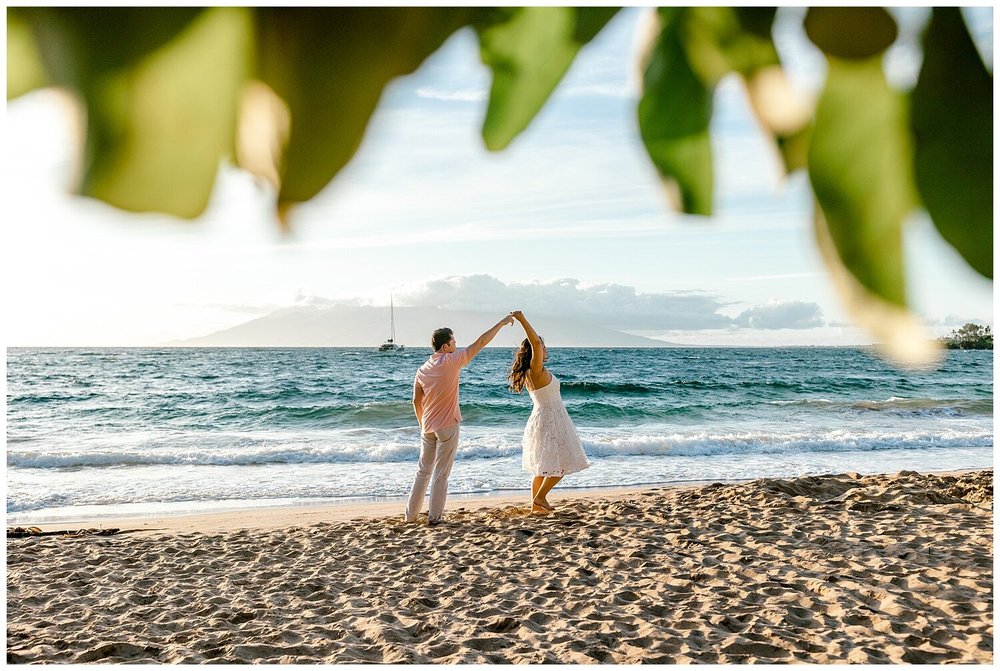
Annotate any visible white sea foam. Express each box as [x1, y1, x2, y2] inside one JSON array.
[[8, 426, 993, 470], [7, 444, 994, 521]]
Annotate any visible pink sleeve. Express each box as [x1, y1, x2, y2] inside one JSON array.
[[450, 348, 473, 368]]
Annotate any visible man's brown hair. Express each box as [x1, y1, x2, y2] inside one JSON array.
[[431, 327, 454, 351]]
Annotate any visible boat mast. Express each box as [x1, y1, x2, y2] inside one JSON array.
[[389, 294, 395, 343]]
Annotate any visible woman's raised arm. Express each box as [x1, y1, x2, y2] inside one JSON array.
[[512, 311, 545, 377]]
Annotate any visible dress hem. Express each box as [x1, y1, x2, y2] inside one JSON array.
[[522, 463, 591, 477]]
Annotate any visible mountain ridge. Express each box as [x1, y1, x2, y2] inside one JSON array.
[[163, 305, 678, 348]]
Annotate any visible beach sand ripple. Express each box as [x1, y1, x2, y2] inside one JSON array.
[[7, 470, 993, 663]]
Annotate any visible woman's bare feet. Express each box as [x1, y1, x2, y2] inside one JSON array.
[[531, 497, 554, 513]]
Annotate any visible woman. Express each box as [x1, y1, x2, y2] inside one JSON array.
[[508, 310, 590, 513]]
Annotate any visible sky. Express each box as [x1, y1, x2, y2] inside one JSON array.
[[3, 6, 994, 347]]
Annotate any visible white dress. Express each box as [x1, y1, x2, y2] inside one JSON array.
[[522, 375, 591, 477]]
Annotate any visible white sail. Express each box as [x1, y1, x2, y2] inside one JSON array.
[[377, 294, 404, 352]]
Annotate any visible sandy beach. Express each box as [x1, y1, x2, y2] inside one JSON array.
[[6, 469, 993, 663]]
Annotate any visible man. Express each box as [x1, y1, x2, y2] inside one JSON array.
[[405, 315, 514, 525]]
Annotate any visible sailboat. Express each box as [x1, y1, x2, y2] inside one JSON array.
[[377, 295, 404, 352]]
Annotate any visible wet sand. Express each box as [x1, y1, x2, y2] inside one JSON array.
[[6, 469, 993, 663]]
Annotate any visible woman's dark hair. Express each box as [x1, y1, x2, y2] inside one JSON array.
[[431, 327, 453, 351], [508, 337, 541, 393]]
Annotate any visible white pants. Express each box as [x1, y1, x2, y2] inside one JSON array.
[[404, 424, 460, 522]]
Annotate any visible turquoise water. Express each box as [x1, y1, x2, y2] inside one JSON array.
[[6, 347, 993, 522]]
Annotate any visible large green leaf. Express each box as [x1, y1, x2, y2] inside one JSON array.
[[15, 7, 250, 218], [809, 57, 918, 308], [638, 8, 713, 215], [733, 6, 777, 39], [684, 6, 812, 174], [87, 9, 250, 218], [7, 10, 48, 99], [804, 7, 898, 60], [735, 7, 812, 174], [685, 6, 779, 82], [13, 7, 204, 96], [910, 7, 992, 279], [475, 7, 619, 151], [813, 208, 941, 368], [254, 8, 471, 215], [572, 6, 620, 43], [772, 117, 812, 174]]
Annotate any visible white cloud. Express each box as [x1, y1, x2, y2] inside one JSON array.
[[735, 300, 825, 330], [394, 275, 826, 333], [396, 274, 734, 330], [935, 314, 993, 328]]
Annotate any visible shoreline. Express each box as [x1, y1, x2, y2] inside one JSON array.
[[12, 481, 712, 536], [11, 467, 987, 536]]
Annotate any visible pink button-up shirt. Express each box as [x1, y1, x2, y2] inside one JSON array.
[[414, 348, 473, 433]]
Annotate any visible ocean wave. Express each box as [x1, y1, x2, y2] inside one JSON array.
[[7, 391, 102, 404], [7, 442, 422, 469], [8, 428, 992, 470], [584, 430, 994, 458], [850, 397, 993, 416], [559, 381, 657, 395], [765, 397, 993, 417]]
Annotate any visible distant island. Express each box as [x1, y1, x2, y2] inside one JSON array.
[[163, 305, 680, 348], [939, 323, 993, 350]]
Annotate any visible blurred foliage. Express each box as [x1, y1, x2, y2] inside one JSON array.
[[475, 6, 619, 150], [910, 8, 992, 280], [6, 6, 993, 365], [940, 323, 993, 350], [253, 7, 475, 213], [809, 56, 915, 309]]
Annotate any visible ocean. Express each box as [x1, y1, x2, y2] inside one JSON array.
[[6, 347, 993, 523]]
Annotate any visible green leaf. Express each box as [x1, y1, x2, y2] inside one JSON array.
[[804, 7, 898, 60], [572, 6, 620, 43], [910, 7, 992, 279], [87, 8, 251, 218], [17, 7, 250, 218], [733, 7, 778, 39], [476, 7, 619, 151], [26, 7, 204, 75], [773, 121, 811, 173], [813, 208, 941, 368], [254, 8, 471, 212], [7, 9, 48, 99], [15, 8, 204, 96], [682, 6, 812, 175], [685, 6, 780, 82], [638, 8, 713, 215], [808, 57, 917, 307]]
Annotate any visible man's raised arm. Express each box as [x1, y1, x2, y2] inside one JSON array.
[[465, 314, 515, 360]]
